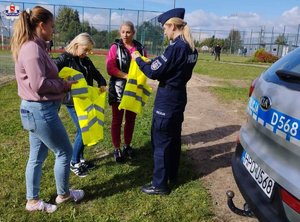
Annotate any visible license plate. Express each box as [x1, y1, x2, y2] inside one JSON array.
[[242, 151, 275, 198]]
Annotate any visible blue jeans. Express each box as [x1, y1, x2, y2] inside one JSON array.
[[20, 100, 72, 200], [66, 105, 84, 164]]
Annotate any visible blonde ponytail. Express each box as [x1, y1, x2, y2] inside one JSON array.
[[167, 17, 195, 51], [11, 11, 33, 61], [182, 25, 195, 51]]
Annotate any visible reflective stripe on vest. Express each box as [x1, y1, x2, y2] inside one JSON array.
[[74, 87, 106, 146], [59, 67, 106, 146], [58, 67, 89, 98], [118, 55, 152, 115]]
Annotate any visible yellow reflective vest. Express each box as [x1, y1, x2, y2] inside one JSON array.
[[118, 56, 152, 115], [59, 67, 106, 146]]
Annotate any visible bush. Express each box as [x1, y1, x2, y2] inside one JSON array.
[[253, 48, 279, 63]]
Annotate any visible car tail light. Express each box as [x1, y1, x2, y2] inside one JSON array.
[[280, 188, 300, 214], [236, 134, 240, 144], [249, 78, 258, 97]]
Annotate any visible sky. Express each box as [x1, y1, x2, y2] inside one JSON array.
[[1, 0, 300, 34]]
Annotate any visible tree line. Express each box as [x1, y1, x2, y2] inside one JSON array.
[[54, 6, 164, 53], [54, 6, 288, 54]]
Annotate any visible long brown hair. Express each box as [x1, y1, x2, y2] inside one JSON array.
[[11, 6, 53, 61]]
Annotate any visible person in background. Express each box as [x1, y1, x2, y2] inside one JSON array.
[[54, 32, 107, 177], [243, 47, 248, 56], [47, 39, 53, 52], [106, 21, 147, 163], [214, 44, 221, 61], [11, 6, 84, 213], [131, 8, 198, 195]]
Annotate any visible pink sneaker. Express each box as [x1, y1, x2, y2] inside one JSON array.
[[55, 189, 85, 204], [26, 200, 57, 213]]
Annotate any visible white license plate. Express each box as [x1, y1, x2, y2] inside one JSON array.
[[242, 151, 275, 198]]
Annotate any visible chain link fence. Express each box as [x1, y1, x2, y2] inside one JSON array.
[[192, 27, 300, 57], [0, 1, 166, 77], [1, 1, 300, 77]]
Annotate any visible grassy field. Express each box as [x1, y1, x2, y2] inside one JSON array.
[[0, 51, 268, 221], [195, 53, 269, 104], [0, 53, 214, 222]]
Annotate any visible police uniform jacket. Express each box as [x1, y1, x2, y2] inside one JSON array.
[[54, 52, 107, 105], [135, 35, 198, 118], [108, 39, 145, 105]]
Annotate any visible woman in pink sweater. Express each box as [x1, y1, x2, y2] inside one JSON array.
[[11, 6, 84, 213]]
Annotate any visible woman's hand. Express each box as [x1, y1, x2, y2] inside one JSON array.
[[131, 51, 141, 60], [64, 80, 78, 92], [99, 86, 107, 92]]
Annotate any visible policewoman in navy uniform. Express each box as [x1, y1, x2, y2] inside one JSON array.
[[132, 8, 198, 195]]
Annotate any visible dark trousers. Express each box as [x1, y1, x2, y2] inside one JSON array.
[[111, 103, 136, 148], [151, 113, 183, 188]]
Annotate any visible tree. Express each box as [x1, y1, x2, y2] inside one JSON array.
[[81, 21, 92, 34], [136, 22, 164, 55], [92, 30, 111, 49], [226, 29, 242, 54], [274, 34, 288, 57], [275, 34, 287, 45], [55, 7, 81, 46], [209, 35, 215, 47]]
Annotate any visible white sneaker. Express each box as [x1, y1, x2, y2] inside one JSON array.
[[26, 200, 57, 213], [56, 189, 85, 204]]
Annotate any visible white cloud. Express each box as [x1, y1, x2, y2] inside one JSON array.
[[280, 6, 300, 30], [186, 10, 263, 31], [185, 6, 300, 37]]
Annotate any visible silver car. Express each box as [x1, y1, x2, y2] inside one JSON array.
[[230, 47, 300, 222]]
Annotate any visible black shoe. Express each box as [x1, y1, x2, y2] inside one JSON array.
[[70, 162, 88, 177], [123, 145, 134, 158], [141, 183, 170, 195], [114, 149, 124, 163], [80, 159, 95, 170]]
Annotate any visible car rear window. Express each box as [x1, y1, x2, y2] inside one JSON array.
[[262, 47, 300, 90]]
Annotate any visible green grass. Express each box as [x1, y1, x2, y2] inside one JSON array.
[[194, 61, 267, 80], [0, 51, 275, 221], [209, 84, 249, 104], [0, 50, 14, 75], [193, 54, 269, 105], [0, 80, 213, 221], [198, 52, 273, 65]]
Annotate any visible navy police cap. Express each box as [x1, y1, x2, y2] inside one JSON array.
[[158, 8, 185, 25]]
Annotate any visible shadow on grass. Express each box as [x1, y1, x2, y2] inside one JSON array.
[[182, 124, 241, 145], [187, 141, 236, 177], [183, 125, 241, 178], [48, 125, 239, 202], [80, 140, 198, 201]]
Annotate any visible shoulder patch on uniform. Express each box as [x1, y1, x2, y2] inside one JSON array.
[[160, 55, 167, 62], [151, 59, 162, 70]]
